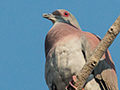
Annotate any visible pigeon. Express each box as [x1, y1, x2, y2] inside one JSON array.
[[43, 9, 118, 90]]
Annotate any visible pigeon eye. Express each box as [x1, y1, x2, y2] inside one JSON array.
[[64, 11, 69, 17]]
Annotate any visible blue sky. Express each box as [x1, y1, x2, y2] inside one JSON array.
[[0, 0, 120, 90]]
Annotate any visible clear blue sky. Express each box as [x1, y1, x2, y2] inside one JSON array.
[[0, 0, 120, 90]]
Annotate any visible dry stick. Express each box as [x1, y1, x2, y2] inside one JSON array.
[[69, 15, 120, 90]]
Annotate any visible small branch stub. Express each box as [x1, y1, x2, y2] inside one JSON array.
[[109, 28, 113, 33], [91, 61, 97, 67]]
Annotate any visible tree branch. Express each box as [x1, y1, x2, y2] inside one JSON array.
[[68, 15, 120, 90]]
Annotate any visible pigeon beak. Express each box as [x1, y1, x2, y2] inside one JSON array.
[[43, 13, 55, 19], [43, 13, 56, 23]]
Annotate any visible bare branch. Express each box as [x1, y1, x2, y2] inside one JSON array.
[[69, 15, 120, 90]]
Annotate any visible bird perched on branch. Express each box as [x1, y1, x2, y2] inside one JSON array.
[[43, 9, 118, 90]]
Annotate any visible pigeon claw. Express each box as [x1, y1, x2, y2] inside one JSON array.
[[65, 76, 84, 90], [65, 75, 77, 90]]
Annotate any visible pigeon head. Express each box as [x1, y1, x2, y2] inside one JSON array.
[[43, 9, 81, 29]]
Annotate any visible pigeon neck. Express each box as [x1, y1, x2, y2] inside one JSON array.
[[54, 21, 82, 30]]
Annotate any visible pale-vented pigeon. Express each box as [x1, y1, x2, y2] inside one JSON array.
[[43, 9, 118, 90]]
